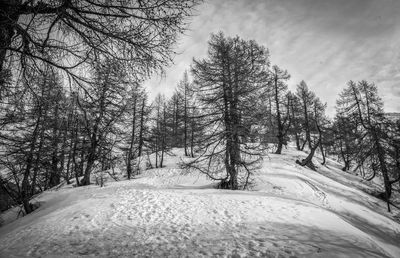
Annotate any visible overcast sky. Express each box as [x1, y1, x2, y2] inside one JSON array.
[[144, 0, 400, 116]]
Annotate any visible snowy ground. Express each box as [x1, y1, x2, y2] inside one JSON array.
[[0, 147, 399, 257]]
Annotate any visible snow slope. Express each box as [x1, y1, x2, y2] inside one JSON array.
[[0, 147, 399, 258]]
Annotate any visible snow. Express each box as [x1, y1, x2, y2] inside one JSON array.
[[0, 147, 399, 257]]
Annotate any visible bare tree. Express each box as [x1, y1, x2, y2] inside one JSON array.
[[294, 83, 326, 171], [296, 81, 316, 150], [0, 65, 65, 213], [287, 91, 302, 150], [336, 80, 400, 211], [0, 0, 201, 85], [78, 58, 129, 185], [268, 65, 290, 154], [189, 33, 269, 189], [177, 71, 192, 156]]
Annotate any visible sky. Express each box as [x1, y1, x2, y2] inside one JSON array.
[[144, 0, 400, 116]]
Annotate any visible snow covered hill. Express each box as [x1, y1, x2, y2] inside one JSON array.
[[0, 147, 399, 258]]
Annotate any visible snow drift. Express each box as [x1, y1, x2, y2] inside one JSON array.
[[0, 147, 399, 257]]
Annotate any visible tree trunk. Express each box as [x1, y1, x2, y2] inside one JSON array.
[[290, 104, 301, 151], [274, 77, 284, 154], [173, 100, 178, 146], [228, 76, 240, 190], [49, 103, 61, 187], [81, 133, 97, 186], [138, 99, 145, 157], [21, 107, 42, 214], [21, 147, 35, 214], [65, 103, 76, 185], [190, 117, 195, 158], [59, 122, 68, 184], [373, 130, 392, 212], [65, 130, 74, 184], [300, 138, 307, 151], [221, 75, 238, 189], [295, 133, 301, 150], [302, 102, 312, 150], [184, 96, 188, 156], [276, 137, 283, 154], [320, 142, 326, 165], [30, 125, 45, 195], [160, 105, 166, 168], [316, 122, 326, 165], [342, 160, 350, 172], [339, 141, 348, 171], [72, 122, 80, 186], [127, 96, 137, 179], [296, 138, 320, 171]]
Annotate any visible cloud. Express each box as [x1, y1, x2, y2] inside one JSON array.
[[144, 0, 400, 116]]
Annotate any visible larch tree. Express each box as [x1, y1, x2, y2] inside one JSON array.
[[296, 80, 316, 151], [286, 91, 302, 150], [313, 97, 328, 165], [295, 82, 326, 171], [137, 96, 150, 158], [0, 0, 203, 210], [177, 71, 192, 156], [123, 83, 147, 179], [167, 92, 182, 147], [268, 65, 290, 154], [77, 58, 129, 186], [149, 94, 169, 168], [189, 33, 270, 190], [336, 80, 399, 211], [0, 65, 66, 214], [333, 111, 360, 172]]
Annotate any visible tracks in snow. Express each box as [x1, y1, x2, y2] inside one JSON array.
[[0, 181, 394, 258]]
